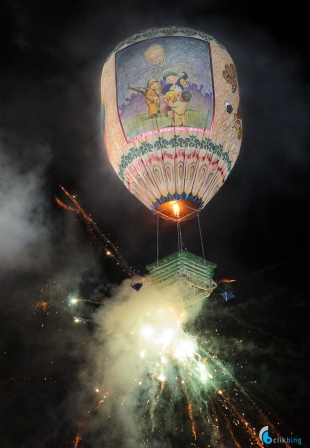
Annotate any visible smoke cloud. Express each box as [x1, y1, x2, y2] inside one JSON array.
[[0, 143, 52, 273]]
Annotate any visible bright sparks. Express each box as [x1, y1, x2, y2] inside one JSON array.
[[83, 284, 285, 447], [173, 339, 196, 361], [35, 299, 48, 313]]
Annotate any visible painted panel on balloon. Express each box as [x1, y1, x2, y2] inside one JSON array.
[[115, 37, 214, 143]]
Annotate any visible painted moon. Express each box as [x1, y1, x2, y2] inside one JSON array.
[[144, 44, 166, 64]]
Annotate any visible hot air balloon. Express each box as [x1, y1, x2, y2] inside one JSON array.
[[101, 27, 242, 222]]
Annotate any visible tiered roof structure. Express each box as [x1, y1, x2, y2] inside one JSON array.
[[146, 251, 217, 307]]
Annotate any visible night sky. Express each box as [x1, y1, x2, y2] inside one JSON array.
[[1, 1, 309, 447]]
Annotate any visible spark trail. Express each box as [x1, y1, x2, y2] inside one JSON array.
[[74, 317, 93, 323], [71, 297, 103, 305], [55, 186, 136, 276], [74, 399, 104, 448]]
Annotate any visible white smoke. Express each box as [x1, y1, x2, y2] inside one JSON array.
[[0, 145, 51, 273]]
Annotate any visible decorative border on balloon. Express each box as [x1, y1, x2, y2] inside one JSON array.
[[117, 135, 233, 182], [105, 27, 226, 62], [124, 152, 227, 208], [125, 150, 225, 180], [127, 126, 213, 144]]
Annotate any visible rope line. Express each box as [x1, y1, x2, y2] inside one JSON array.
[[197, 210, 205, 260], [177, 222, 180, 252], [156, 213, 159, 266]]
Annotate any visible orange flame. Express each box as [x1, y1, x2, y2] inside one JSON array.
[[217, 279, 236, 285], [172, 202, 180, 218], [73, 434, 82, 448]]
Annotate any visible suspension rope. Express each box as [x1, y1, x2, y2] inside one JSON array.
[[179, 221, 185, 251], [197, 210, 205, 260], [156, 213, 159, 265], [176, 221, 186, 252]]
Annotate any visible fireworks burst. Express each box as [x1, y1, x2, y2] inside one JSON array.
[[127, 300, 258, 446], [82, 282, 295, 448]]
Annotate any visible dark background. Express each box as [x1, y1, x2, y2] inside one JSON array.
[[0, 0, 309, 447]]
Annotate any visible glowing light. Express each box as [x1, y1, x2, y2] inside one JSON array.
[[159, 328, 173, 347], [71, 298, 78, 304], [174, 339, 196, 361], [197, 363, 208, 381], [158, 374, 166, 382], [172, 202, 180, 217], [141, 325, 154, 338]]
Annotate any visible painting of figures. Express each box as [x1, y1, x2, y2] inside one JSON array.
[[115, 37, 214, 142]]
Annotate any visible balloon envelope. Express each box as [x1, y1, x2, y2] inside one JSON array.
[[101, 27, 242, 221]]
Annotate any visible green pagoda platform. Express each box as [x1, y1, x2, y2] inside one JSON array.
[[146, 251, 217, 307]]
